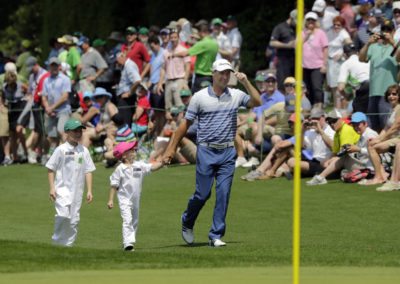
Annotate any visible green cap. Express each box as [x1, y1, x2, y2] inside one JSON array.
[[180, 89, 192, 97], [170, 106, 181, 115], [92, 38, 106, 47], [126, 26, 137, 34], [64, 118, 86, 131], [211, 18, 223, 26], [139, 27, 149, 35]]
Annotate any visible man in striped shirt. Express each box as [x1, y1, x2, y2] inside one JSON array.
[[163, 59, 261, 247]]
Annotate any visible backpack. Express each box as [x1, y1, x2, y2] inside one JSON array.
[[341, 168, 373, 183]]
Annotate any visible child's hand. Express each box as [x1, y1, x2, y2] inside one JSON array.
[[49, 188, 56, 202], [107, 201, 113, 209], [86, 192, 93, 203]]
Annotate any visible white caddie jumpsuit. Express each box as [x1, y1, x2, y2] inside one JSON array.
[[46, 142, 96, 246], [110, 161, 152, 248]]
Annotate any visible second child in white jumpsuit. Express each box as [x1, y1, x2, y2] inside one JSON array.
[[107, 141, 163, 251]]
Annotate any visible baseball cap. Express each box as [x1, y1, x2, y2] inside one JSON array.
[[351, 112, 368, 123], [290, 9, 297, 24], [49, 57, 61, 66], [212, 59, 234, 72], [309, 108, 325, 118], [4, 62, 17, 74], [195, 19, 208, 28], [368, 8, 383, 18], [326, 109, 342, 119], [83, 91, 93, 100], [393, 1, 400, 11], [180, 89, 192, 97], [160, 28, 170, 35], [93, 87, 112, 98], [25, 56, 38, 73], [358, 0, 370, 5], [166, 21, 178, 29], [136, 82, 149, 93], [126, 26, 137, 34], [77, 36, 90, 46], [255, 71, 276, 82], [284, 77, 296, 85], [312, 0, 326, 13], [211, 18, 223, 26], [305, 11, 318, 21], [92, 38, 106, 47], [343, 43, 357, 55], [57, 35, 74, 45], [285, 94, 296, 112], [113, 141, 138, 159], [139, 27, 149, 35], [64, 118, 86, 131]]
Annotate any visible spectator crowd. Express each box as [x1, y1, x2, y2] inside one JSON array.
[[2, 0, 400, 192]]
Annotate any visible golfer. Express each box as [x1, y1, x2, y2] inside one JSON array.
[[163, 59, 261, 247]]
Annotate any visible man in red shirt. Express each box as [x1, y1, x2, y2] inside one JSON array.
[[121, 26, 150, 74]]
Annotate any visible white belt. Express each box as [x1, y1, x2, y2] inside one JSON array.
[[199, 141, 234, 149]]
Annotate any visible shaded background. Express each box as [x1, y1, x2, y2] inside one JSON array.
[[0, 0, 315, 75]]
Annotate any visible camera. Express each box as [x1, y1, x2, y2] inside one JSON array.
[[367, 30, 385, 40], [337, 144, 350, 157], [304, 120, 317, 128]]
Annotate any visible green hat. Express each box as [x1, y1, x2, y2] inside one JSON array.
[[180, 89, 192, 97], [92, 38, 106, 47], [126, 26, 137, 34], [64, 118, 86, 131], [211, 18, 223, 26], [170, 106, 181, 115], [139, 27, 149, 35]]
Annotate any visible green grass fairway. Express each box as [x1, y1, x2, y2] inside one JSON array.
[[2, 267, 400, 284], [1, 164, 400, 282]]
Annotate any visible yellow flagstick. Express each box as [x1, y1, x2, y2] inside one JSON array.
[[293, 1, 304, 284]]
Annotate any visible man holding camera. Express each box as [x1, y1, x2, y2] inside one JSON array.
[[307, 112, 378, 186], [286, 108, 335, 178], [359, 19, 400, 132]]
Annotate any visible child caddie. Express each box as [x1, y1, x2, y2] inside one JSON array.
[[46, 118, 96, 246], [107, 141, 163, 251]]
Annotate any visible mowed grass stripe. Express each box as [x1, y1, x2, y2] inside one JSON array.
[[0, 164, 400, 273], [2, 267, 400, 284]]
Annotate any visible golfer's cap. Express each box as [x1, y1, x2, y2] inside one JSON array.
[[212, 59, 234, 72], [305, 11, 318, 21], [113, 141, 138, 159], [160, 28, 170, 35], [309, 108, 325, 118], [83, 91, 93, 99], [255, 71, 276, 82], [126, 26, 137, 34], [64, 118, 86, 131], [351, 112, 368, 123], [211, 18, 223, 26], [77, 36, 90, 46]]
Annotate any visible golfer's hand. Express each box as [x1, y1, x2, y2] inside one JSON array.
[[86, 192, 93, 203], [107, 200, 113, 209], [235, 72, 248, 85], [49, 188, 56, 202]]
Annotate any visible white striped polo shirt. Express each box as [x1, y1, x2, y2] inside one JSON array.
[[185, 86, 250, 143]]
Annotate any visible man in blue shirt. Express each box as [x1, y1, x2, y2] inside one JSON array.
[[163, 59, 261, 247], [141, 36, 165, 137], [42, 57, 72, 153]]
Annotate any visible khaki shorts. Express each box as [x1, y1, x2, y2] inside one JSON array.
[[0, 106, 9, 137], [179, 139, 197, 164], [45, 112, 70, 138]]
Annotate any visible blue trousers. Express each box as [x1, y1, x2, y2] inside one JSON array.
[[182, 145, 236, 240]]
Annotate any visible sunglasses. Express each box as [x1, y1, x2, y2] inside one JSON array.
[[266, 79, 276, 83], [284, 83, 295, 87]]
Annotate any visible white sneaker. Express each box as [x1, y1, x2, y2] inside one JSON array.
[[28, 150, 37, 164], [376, 181, 400, 192], [306, 175, 327, 186], [241, 157, 260, 168], [235, 157, 248, 168], [209, 239, 226, 247], [2, 157, 13, 166], [182, 226, 194, 245], [124, 244, 135, 251]]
